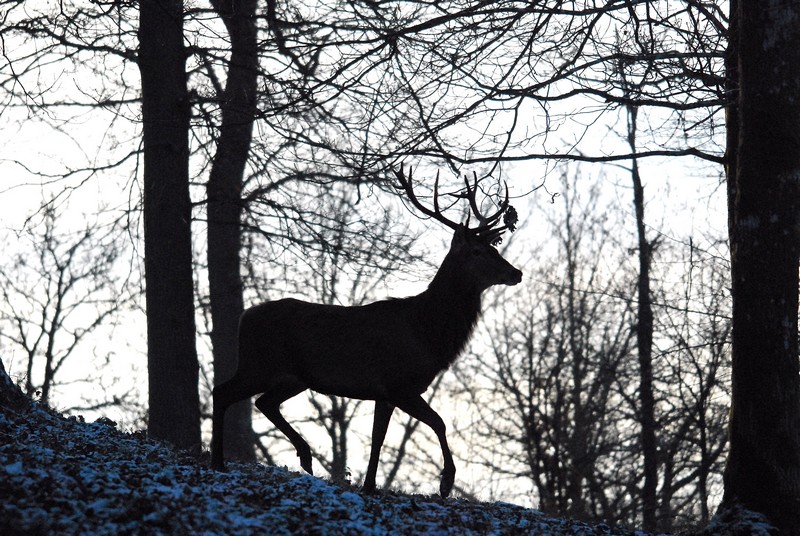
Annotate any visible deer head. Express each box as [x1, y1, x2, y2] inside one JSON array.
[[394, 164, 522, 291]]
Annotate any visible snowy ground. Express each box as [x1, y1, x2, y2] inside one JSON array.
[[0, 376, 772, 535]]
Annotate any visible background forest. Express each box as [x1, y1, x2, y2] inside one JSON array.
[[1, 1, 798, 534]]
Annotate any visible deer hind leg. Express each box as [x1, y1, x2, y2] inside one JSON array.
[[212, 375, 263, 471], [394, 395, 456, 498], [363, 400, 395, 493], [254, 378, 312, 474]]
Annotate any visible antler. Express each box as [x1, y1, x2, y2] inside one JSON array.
[[394, 165, 461, 232], [395, 165, 518, 245], [460, 171, 515, 244]]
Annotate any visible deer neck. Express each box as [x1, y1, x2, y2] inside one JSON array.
[[415, 262, 483, 368]]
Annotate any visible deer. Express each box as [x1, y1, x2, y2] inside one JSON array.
[[211, 165, 522, 498]]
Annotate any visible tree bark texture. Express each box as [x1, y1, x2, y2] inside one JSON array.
[[139, 0, 201, 451], [207, 0, 259, 462], [723, 0, 800, 532]]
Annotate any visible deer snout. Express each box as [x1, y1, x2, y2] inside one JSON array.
[[505, 268, 523, 286]]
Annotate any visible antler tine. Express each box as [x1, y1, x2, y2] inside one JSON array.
[[394, 165, 461, 231], [480, 226, 507, 245], [433, 170, 441, 215], [462, 171, 510, 236], [463, 171, 484, 227]]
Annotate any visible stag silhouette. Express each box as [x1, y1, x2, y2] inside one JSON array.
[[211, 166, 522, 497]]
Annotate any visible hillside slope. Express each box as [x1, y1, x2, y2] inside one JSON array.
[[0, 366, 765, 535]]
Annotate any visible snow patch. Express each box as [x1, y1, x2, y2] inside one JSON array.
[[705, 504, 776, 536]]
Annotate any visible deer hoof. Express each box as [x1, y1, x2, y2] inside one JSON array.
[[210, 457, 226, 472], [298, 451, 313, 475], [439, 471, 455, 498]]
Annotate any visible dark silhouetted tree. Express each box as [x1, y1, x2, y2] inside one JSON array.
[[139, 0, 200, 451], [721, 0, 800, 532]]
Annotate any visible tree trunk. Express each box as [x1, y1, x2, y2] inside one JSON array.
[[628, 105, 658, 532], [722, 0, 800, 532], [139, 0, 201, 451], [207, 0, 259, 462], [329, 397, 350, 484], [564, 207, 589, 522]]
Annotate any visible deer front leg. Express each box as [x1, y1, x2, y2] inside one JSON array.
[[394, 395, 456, 498], [363, 400, 394, 493]]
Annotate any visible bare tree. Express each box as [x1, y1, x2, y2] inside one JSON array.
[[721, 1, 800, 532], [204, 0, 260, 463], [0, 206, 131, 410], [625, 103, 658, 531], [457, 172, 636, 522], [457, 169, 732, 529], [270, 1, 726, 167], [654, 241, 730, 530], [138, 0, 201, 451]]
